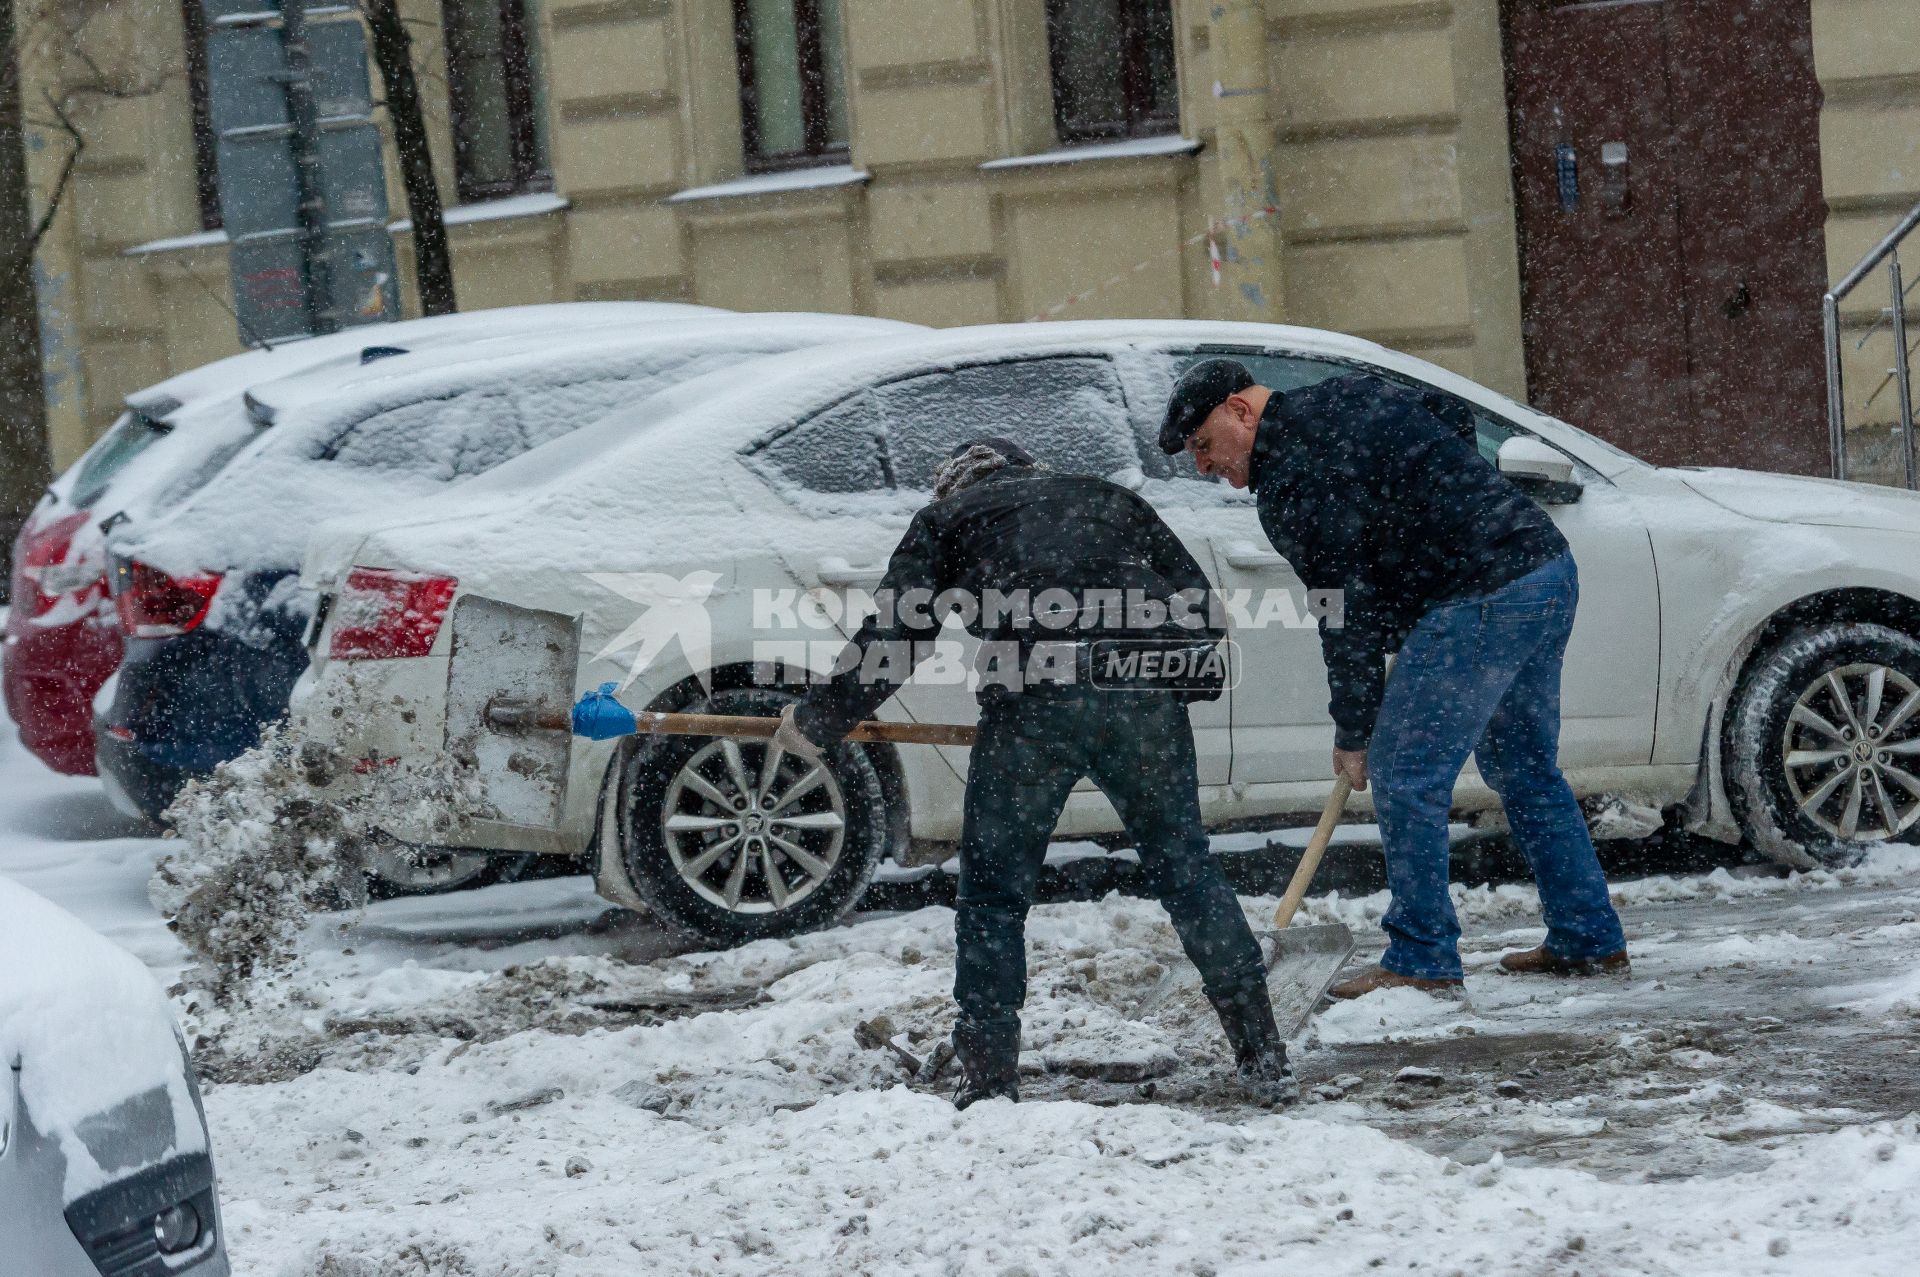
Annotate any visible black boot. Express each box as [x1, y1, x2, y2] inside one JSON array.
[[951, 1017, 1020, 1110], [1207, 984, 1299, 1106]]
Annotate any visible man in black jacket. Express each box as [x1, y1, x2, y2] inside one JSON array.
[[1159, 361, 1628, 998], [775, 437, 1294, 1109]]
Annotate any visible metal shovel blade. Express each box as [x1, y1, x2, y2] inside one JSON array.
[[1260, 922, 1357, 1039]]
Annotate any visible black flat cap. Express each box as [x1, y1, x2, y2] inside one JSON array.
[[948, 436, 1037, 466], [1159, 358, 1256, 454]]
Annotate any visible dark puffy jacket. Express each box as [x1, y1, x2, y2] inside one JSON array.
[[1251, 372, 1567, 750], [795, 468, 1223, 742]]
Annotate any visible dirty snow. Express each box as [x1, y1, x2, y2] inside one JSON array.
[[5, 703, 1920, 1273]]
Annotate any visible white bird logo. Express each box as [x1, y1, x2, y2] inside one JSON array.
[[587, 570, 723, 691]]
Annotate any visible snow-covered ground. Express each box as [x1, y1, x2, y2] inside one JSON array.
[[4, 716, 1919, 1275]]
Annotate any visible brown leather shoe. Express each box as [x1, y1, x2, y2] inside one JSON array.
[[1498, 945, 1630, 977], [1326, 964, 1465, 1001]]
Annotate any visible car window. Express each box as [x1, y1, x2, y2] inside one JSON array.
[[755, 392, 890, 493], [152, 432, 260, 512], [511, 377, 648, 451], [324, 390, 525, 481], [69, 412, 169, 509], [875, 357, 1140, 489], [1471, 411, 1522, 466]]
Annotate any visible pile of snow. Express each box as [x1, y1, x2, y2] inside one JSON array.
[[0, 876, 203, 1200], [153, 724, 495, 996]]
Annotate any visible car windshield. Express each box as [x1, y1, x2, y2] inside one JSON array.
[[68, 412, 170, 509]]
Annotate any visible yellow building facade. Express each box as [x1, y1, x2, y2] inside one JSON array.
[[19, 0, 1920, 481]]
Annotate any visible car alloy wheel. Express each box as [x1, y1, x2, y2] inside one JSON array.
[[1727, 622, 1920, 868], [1779, 662, 1920, 842], [660, 737, 848, 914], [620, 685, 887, 946]]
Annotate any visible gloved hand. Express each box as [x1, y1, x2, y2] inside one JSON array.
[[774, 703, 826, 766]]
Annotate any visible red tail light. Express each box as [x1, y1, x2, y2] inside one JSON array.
[[114, 560, 223, 638], [14, 511, 98, 618], [328, 567, 458, 661]]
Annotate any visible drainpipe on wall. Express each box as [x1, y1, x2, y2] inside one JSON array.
[[1205, 0, 1283, 321]]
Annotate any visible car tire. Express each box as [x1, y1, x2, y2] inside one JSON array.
[[619, 686, 887, 947], [364, 835, 536, 899], [1725, 622, 1920, 869]]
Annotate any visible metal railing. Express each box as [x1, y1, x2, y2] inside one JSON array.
[[1825, 200, 1920, 486]]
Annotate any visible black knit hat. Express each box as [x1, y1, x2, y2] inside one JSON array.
[[1158, 358, 1256, 454], [948, 436, 1037, 467]]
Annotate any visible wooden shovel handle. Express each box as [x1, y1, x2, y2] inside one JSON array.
[[645, 710, 978, 748], [1272, 777, 1354, 929]]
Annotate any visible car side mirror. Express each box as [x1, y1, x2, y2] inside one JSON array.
[[1497, 435, 1584, 504]]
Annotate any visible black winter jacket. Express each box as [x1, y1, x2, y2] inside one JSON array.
[[1250, 373, 1568, 751], [795, 468, 1224, 742]]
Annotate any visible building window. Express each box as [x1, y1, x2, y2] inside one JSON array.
[[180, 0, 221, 230], [733, 0, 850, 171], [443, 0, 551, 202], [1045, 0, 1179, 143]]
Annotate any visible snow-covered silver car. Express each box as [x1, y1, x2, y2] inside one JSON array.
[[290, 321, 1920, 944], [1, 877, 227, 1276]]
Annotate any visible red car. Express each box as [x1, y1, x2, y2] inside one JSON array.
[[4, 303, 725, 777], [5, 415, 162, 774]]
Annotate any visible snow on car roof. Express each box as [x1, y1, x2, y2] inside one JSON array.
[[123, 302, 725, 419], [121, 314, 915, 577], [318, 318, 1655, 590], [377, 319, 1403, 494], [428, 317, 1636, 499], [240, 313, 915, 422], [41, 303, 729, 521], [310, 321, 1406, 580], [0, 875, 203, 1203]]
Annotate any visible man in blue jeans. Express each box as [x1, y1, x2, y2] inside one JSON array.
[[1158, 361, 1629, 996]]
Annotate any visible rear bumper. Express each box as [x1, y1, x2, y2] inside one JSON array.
[[292, 649, 598, 857], [93, 722, 192, 822], [2, 619, 122, 775]]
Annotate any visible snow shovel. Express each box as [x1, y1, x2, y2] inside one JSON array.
[[1256, 777, 1359, 1035], [1134, 777, 1356, 1038]]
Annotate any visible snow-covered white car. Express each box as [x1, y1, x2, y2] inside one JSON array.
[[289, 321, 1920, 944], [96, 313, 917, 871], [0, 876, 228, 1275], [5, 302, 720, 777]]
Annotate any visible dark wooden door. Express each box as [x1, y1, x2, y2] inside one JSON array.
[[1503, 0, 1830, 474]]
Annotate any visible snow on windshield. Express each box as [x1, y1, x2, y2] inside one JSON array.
[[0, 876, 203, 1203]]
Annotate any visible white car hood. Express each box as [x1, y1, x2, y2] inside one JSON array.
[[1678, 467, 1920, 534]]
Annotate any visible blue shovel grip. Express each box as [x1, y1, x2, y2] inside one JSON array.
[[572, 682, 639, 741]]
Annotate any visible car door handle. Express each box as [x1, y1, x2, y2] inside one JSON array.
[[1221, 543, 1291, 571], [816, 558, 887, 587]]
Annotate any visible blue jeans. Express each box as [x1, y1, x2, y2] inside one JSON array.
[[1369, 549, 1627, 980]]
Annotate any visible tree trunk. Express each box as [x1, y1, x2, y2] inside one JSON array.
[[0, 0, 54, 596], [363, 0, 456, 316]]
